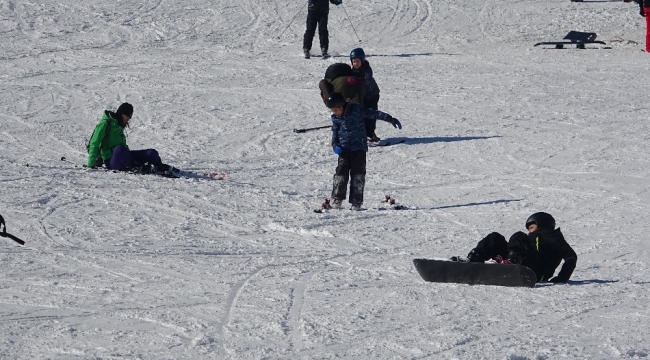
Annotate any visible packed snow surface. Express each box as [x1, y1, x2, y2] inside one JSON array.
[[1, 0, 649, 358]]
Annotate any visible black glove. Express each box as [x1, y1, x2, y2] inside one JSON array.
[[389, 117, 402, 130]]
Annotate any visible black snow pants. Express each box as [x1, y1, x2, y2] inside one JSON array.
[[470, 231, 533, 265], [332, 151, 366, 205], [303, 9, 329, 52], [363, 94, 380, 138]]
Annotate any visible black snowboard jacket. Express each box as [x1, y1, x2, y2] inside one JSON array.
[[308, 0, 341, 13], [526, 228, 577, 283]]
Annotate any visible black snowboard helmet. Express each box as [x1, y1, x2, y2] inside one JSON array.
[[326, 92, 347, 109], [525, 212, 556, 230]]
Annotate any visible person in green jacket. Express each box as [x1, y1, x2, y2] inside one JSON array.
[[87, 103, 169, 172]]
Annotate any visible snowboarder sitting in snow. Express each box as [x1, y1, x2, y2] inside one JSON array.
[[349, 47, 382, 143], [319, 62, 365, 106], [453, 212, 577, 283], [325, 92, 402, 210], [86, 102, 174, 174]]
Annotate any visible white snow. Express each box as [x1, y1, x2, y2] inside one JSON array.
[[1, 0, 649, 358]]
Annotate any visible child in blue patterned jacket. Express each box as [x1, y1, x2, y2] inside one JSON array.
[[325, 93, 402, 210]]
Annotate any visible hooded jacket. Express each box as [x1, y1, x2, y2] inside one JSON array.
[[87, 111, 128, 167]]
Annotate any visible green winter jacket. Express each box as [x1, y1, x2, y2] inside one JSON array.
[[319, 76, 365, 105], [87, 111, 128, 167]]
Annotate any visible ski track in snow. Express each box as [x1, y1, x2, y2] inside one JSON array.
[[1, 0, 650, 358]]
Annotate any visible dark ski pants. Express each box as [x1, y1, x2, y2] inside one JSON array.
[[363, 94, 380, 138], [470, 231, 531, 263], [646, 8, 650, 52], [332, 151, 366, 205], [303, 10, 329, 52], [106, 145, 162, 171]]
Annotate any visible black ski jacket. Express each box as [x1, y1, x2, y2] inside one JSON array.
[[351, 60, 380, 101], [527, 228, 577, 283], [308, 0, 341, 13]]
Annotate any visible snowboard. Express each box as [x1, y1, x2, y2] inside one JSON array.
[[412, 258, 536, 288]]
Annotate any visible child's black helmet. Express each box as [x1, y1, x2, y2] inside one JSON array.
[[326, 93, 347, 109], [349, 48, 366, 62], [525, 212, 555, 230]]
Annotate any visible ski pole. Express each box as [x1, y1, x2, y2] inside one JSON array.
[[0, 215, 25, 245], [341, 4, 361, 43], [293, 125, 332, 133], [60, 156, 80, 167], [277, 1, 308, 40]]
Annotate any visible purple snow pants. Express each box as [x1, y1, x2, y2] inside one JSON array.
[[106, 145, 162, 171]]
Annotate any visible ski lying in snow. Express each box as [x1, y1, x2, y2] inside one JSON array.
[[369, 139, 406, 147], [171, 169, 227, 180], [413, 258, 536, 288]]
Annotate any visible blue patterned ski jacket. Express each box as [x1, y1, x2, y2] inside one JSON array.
[[331, 103, 394, 152]]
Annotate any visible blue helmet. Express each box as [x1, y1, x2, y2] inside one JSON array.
[[349, 48, 366, 62]]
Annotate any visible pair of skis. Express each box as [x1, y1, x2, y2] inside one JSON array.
[[314, 195, 407, 213], [57, 157, 226, 180]]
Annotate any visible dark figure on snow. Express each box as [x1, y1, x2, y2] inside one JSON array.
[[87, 102, 174, 174], [325, 93, 402, 211], [631, 0, 650, 52], [303, 0, 342, 58], [349, 48, 382, 142], [319, 62, 365, 106], [454, 212, 577, 283]]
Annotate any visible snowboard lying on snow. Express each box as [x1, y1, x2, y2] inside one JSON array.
[[412, 259, 537, 288]]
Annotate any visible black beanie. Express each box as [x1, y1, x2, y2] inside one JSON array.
[[116, 102, 133, 117]]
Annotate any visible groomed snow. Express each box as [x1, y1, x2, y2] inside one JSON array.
[[1, 0, 649, 358]]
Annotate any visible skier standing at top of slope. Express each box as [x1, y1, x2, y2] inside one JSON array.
[[303, 0, 342, 59], [452, 212, 578, 283]]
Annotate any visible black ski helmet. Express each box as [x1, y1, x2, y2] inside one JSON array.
[[326, 92, 347, 109], [525, 212, 555, 230], [349, 48, 366, 62]]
